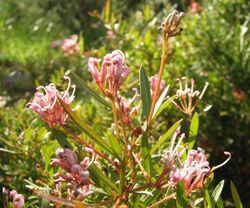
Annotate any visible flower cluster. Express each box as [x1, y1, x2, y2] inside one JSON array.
[[26, 77, 75, 128], [61, 34, 80, 56], [163, 131, 230, 196], [150, 75, 166, 100], [50, 148, 93, 200], [171, 77, 209, 116], [88, 50, 130, 97], [2, 187, 25, 208]]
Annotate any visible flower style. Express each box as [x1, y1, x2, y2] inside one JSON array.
[[171, 77, 209, 116], [150, 75, 166, 100], [27, 76, 75, 128], [88, 50, 130, 97], [61, 34, 80, 55], [51, 149, 93, 200], [9, 190, 25, 208]]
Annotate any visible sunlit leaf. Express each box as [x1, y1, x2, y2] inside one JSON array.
[[204, 189, 215, 208], [212, 180, 224, 202], [152, 84, 170, 119], [150, 119, 182, 155], [141, 131, 152, 176]]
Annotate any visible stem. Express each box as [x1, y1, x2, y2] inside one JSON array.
[[112, 98, 121, 143], [147, 33, 169, 128], [147, 193, 176, 208], [62, 126, 116, 167]]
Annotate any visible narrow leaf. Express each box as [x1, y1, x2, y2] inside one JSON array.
[[105, 132, 122, 156], [217, 197, 224, 208], [71, 71, 111, 108], [189, 112, 199, 150], [152, 84, 170, 119], [176, 181, 188, 208], [153, 95, 175, 120], [212, 180, 224, 202], [140, 66, 152, 120], [141, 132, 152, 176], [150, 119, 182, 155], [230, 181, 243, 208], [204, 189, 215, 208], [58, 97, 116, 157]]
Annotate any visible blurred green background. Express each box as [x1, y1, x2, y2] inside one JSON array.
[[0, 0, 249, 207]]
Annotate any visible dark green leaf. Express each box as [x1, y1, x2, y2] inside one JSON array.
[[212, 180, 224, 202], [176, 181, 188, 208], [189, 112, 199, 150], [150, 119, 182, 155], [230, 181, 243, 208], [139, 66, 152, 120], [71, 71, 111, 108], [58, 97, 116, 157], [141, 132, 152, 176]]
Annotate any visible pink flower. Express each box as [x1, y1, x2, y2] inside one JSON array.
[[88, 50, 130, 97], [107, 30, 115, 40], [61, 34, 80, 55], [10, 190, 25, 208], [189, 0, 202, 14], [150, 75, 166, 99], [27, 77, 75, 128]]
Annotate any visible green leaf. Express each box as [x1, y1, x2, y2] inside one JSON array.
[[212, 180, 224, 202], [217, 197, 224, 208], [230, 181, 243, 208], [105, 132, 122, 156], [51, 129, 73, 149], [189, 112, 199, 150], [153, 95, 175, 121], [176, 181, 188, 208], [139, 66, 152, 120], [79, 31, 84, 54], [144, 189, 164, 206], [152, 84, 170, 119], [71, 71, 111, 108], [204, 189, 215, 208], [88, 163, 119, 196], [58, 97, 116, 157], [150, 119, 182, 155], [141, 132, 152, 176]]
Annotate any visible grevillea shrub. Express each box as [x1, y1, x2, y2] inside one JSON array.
[[9, 10, 241, 208]]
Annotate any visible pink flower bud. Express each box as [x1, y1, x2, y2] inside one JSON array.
[[150, 75, 166, 99], [27, 77, 75, 128], [88, 50, 130, 97], [10, 190, 25, 208]]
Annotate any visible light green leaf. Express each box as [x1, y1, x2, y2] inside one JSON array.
[[217, 197, 224, 208], [150, 119, 182, 155], [139, 66, 152, 120], [230, 181, 243, 208], [58, 97, 116, 157], [212, 180, 224, 202], [71, 71, 111, 108], [152, 85, 170, 119], [105, 132, 122, 156], [189, 112, 199, 150]]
